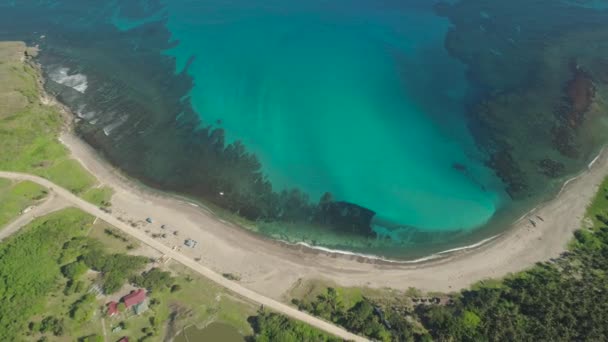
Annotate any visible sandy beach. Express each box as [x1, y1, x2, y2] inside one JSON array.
[[57, 131, 608, 299]]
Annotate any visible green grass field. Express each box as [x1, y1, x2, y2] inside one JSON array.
[[82, 186, 114, 207], [0, 178, 48, 229], [103, 262, 256, 342], [86, 220, 140, 253], [0, 205, 254, 341], [584, 176, 608, 229], [0, 42, 112, 206]]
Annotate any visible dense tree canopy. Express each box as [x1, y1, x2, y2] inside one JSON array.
[[0, 209, 91, 340], [75, 238, 148, 293], [131, 267, 174, 292], [250, 309, 341, 342], [293, 183, 608, 341], [415, 224, 608, 342]]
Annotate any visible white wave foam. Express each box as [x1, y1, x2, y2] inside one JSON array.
[[103, 115, 128, 136], [588, 151, 602, 169], [76, 110, 96, 120], [278, 234, 501, 264], [49, 67, 88, 93], [435, 234, 501, 255]]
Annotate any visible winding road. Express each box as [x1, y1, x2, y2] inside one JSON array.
[[0, 192, 68, 242], [0, 171, 367, 342]]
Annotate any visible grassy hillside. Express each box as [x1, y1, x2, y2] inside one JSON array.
[[0, 41, 112, 204]]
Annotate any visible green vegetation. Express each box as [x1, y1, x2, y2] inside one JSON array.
[[39, 159, 96, 194], [0, 189, 328, 342], [0, 41, 109, 204], [79, 334, 103, 342], [132, 268, 174, 292], [88, 221, 139, 253], [0, 208, 92, 340], [127, 262, 256, 341], [82, 185, 114, 207], [403, 177, 608, 341], [0, 79, 95, 194], [294, 287, 421, 341], [70, 293, 97, 323], [30, 316, 65, 337], [62, 260, 89, 279], [583, 175, 608, 228], [290, 176, 608, 341], [4, 41, 608, 341], [0, 207, 148, 340], [0, 179, 47, 228], [65, 236, 148, 294], [0, 42, 343, 342], [0, 205, 259, 341], [250, 309, 340, 342]]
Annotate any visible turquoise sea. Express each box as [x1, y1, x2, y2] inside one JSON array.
[[1, 0, 607, 258], [154, 0, 506, 232]]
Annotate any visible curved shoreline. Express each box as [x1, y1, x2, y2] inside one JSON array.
[[280, 233, 503, 265], [128, 147, 595, 266], [43, 69, 608, 295], [40, 57, 604, 267], [58, 125, 608, 296], [61, 127, 507, 266], [295, 144, 601, 265]]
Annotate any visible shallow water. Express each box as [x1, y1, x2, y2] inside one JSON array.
[[1, 0, 607, 258], [158, 0, 505, 231]]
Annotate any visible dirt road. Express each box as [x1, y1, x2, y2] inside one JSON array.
[[0, 192, 69, 242], [60, 132, 606, 298], [0, 171, 367, 342]]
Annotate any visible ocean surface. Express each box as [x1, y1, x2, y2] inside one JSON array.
[[1, 0, 607, 258], [156, 0, 506, 231]]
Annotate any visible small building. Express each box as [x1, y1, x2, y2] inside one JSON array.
[[133, 300, 149, 315], [107, 301, 118, 317], [146, 217, 153, 223], [184, 239, 198, 248], [122, 289, 146, 308]]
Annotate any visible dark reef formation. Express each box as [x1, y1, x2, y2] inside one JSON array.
[[552, 64, 596, 159], [563, 65, 596, 128], [316, 200, 376, 235], [0, 0, 377, 238], [436, 0, 608, 199], [3, 0, 608, 245]]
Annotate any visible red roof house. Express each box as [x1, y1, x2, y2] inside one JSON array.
[[107, 301, 118, 317], [122, 289, 146, 308]]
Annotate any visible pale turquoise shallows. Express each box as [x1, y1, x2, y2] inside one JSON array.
[[148, 0, 507, 232]]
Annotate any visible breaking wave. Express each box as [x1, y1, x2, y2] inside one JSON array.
[[49, 67, 88, 93]]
